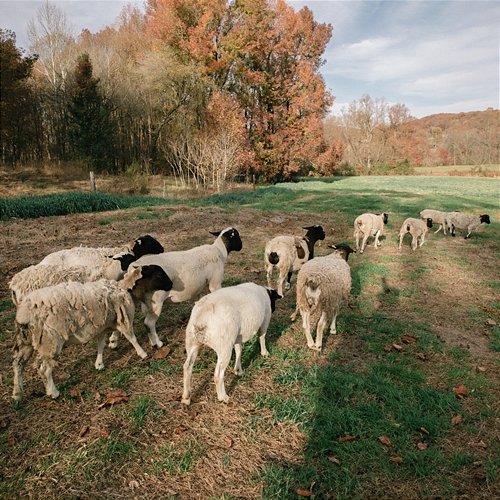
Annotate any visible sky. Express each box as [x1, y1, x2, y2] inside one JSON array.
[[2, 0, 499, 118]]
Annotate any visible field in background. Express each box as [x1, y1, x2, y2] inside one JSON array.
[[414, 164, 500, 176], [0, 176, 499, 498]]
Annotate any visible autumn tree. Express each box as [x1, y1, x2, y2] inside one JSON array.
[[68, 53, 116, 171], [0, 29, 39, 164]]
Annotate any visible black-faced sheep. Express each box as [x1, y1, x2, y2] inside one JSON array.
[[398, 217, 433, 250], [12, 265, 173, 401], [353, 213, 388, 253], [264, 225, 326, 296], [181, 283, 281, 404], [291, 243, 354, 351], [445, 212, 491, 239]]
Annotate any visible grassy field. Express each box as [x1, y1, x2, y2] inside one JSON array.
[[0, 176, 499, 499], [414, 164, 500, 176]]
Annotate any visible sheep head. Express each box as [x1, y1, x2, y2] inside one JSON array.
[[210, 227, 243, 253]]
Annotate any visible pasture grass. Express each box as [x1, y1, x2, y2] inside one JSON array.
[[0, 175, 498, 498]]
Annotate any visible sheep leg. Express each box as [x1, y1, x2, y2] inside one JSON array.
[[214, 347, 232, 403], [286, 271, 293, 290], [181, 341, 201, 405], [259, 322, 270, 357], [301, 309, 315, 349], [277, 270, 287, 296], [434, 224, 443, 234], [266, 264, 274, 289], [419, 233, 425, 247], [94, 333, 107, 370], [290, 305, 299, 322], [465, 227, 472, 239], [354, 230, 360, 251], [142, 298, 164, 348], [12, 343, 33, 401], [360, 233, 369, 253], [39, 358, 59, 399], [315, 311, 328, 351], [411, 235, 418, 251], [233, 342, 244, 375], [118, 324, 148, 360], [373, 230, 381, 248], [398, 233, 404, 250]]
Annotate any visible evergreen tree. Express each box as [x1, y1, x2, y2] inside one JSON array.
[[68, 53, 116, 171]]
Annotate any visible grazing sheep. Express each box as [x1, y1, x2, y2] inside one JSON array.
[[444, 212, 491, 239], [419, 209, 453, 234], [264, 225, 326, 296], [181, 283, 281, 404], [38, 234, 164, 280], [9, 264, 104, 307], [12, 265, 173, 401], [398, 217, 433, 250], [353, 213, 388, 253], [121, 227, 243, 347], [291, 243, 354, 351]]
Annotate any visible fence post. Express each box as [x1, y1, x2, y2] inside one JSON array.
[[90, 171, 96, 192]]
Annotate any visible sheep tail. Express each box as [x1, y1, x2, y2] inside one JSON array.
[[406, 224, 411, 232], [268, 252, 279, 265], [305, 277, 321, 310]]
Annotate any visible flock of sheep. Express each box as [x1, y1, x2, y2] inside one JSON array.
[[8, 207, 490, 405]]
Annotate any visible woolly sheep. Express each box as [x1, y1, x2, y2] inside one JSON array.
[[12, 265, 173, 401], [121, 227, 243, 347], [9, 264, 105, 307], [264, 225, 326, 296], [181, 283, 281, 404], [38, 234, 164, 281], [444, 212, 491, 239], [398, 217, 433, 251], [419, 209, 453, 234], [353, 213, 388, 253], [290, 243, 354, 351]]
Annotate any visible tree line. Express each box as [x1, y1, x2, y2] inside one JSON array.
[[1, 1, 498, 189]]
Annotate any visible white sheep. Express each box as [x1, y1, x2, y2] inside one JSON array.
[[419, 209, 452, 234], [38, 234, 164, 281], [120, 227, 243, 347], [444, 212, 491, 239], [353, 213, 388, 253], [9, 264, 105, 307], [12, 265, 173, 401], [181, 283, 281, 404], [398, 217, 433, 250], [264, 225, 326, 296], [290, 244, 354, 351]]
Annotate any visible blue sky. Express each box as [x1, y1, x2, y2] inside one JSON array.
[[3, 0, 499, 118]]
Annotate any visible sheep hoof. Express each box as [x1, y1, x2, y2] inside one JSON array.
[[155, 340, 164, 348], [95, 362, 105, 370], [49, 389, 60, 399], [261, 351, 270, 358], [181, 397, 191, 405], [307, 343, 315, 350], [285, 282, 291, 290], [108, 341, 118, 349], [234, 368, 244, 376], [219, 396, 230, 404]]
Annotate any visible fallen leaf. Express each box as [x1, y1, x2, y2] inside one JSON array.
[[327, 456, 341, 465], [128, 480, 140, 490], [338, 434, 356, 443], [471, 440, 487, 449], [401, 335, 418, 344], [7, 435, 15, 446], [390, 456, 404, 464], [453, 384, 469, 398], [475, 366, 486, 373], [101, 426, 110, 439], [222, 437, 233, 449], [173, 426, 187, 435], [451, 415, 463, 426], [419, 427, 430, 435], [69, 388, 82, 399], [94, 391, 102, 401], [486, 318, 496, 326], [188, 410, 197, 420], [392, 343, 403, 352], [98, 389, 129, 409], [417, 442, 428, 451], [296, 489, 311, 497], [378, 435, 392, 447], [0, 417, 10, 430], [152, 346, 171, 360], [416, 352, 426, 361], [384, 344, 393, 352], [79, 425, 90, 438]]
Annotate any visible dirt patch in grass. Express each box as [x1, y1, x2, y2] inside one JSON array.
[[0, 187, 498, 498]]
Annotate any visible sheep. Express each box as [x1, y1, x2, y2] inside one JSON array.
[[353, 212, 389, 253], [419, 209, 459, 235], [181, 283, 281, 404], [398, 217, 433, 250], [264, 225, 326, 296], [9, 264, 104, 307], [12, 264, 173, 401], [290, 243, 354, 352], [38, 234, 164, 281], [444, 212, 491, 239], [119, 227, 243, 347]]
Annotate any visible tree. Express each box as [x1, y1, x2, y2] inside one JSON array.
[[0, 29, 39, 164], [68, 53, 116, 171]]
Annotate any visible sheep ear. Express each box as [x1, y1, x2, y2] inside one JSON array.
[[123, 266, 142, 290], [209, 231, 221, 237]]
